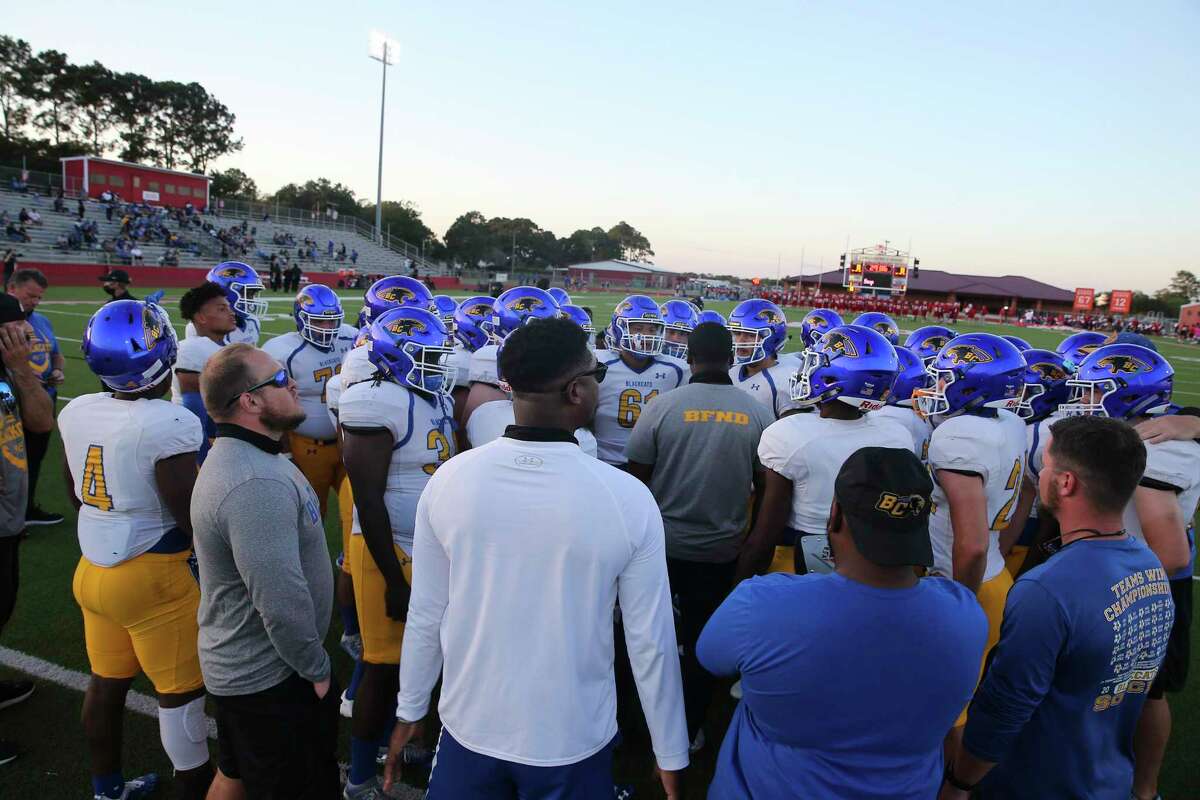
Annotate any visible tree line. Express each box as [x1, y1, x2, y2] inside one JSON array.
[[208, 170, 655, 271], [0, 35, 241, 173]]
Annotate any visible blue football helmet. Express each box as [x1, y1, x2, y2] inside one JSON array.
[[453, 295, 497, 352], [904, 325, 956, 366], [207, 261, 267, 320], [366, 306, 454, 395], [487, 286, 560, 344], [697, 309, 726, 327], [82, 299, 177, 392], [293, 285, 344, 349], [559, 304, 595, 336], [915, 333, 1026, 418], [1003, 335, 1032, 352], [361, 276, 435, 328], [1055, 331, 1107, 373], [431, 295, 458, 335], [1060, 344, 1173, 420], [791, 324, 900, 410], [728, 299, 788, 365], [548, 287, 572, 307], [800, 308, 843, 348], [609, 295, 667, 357], [1018, 348, 1071, 422], [659, 299, 701, 359], [852, 312, 900, 346], [889, 346, 931, 407]]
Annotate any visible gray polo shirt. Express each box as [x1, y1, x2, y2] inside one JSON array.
[[625, 373, 774, 562], [0, 371, 27, 539], [191, 426, 333, 696]]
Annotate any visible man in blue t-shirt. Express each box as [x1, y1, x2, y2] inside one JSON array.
[[7, 269, 64, 527], [698, 446, 987, 800], [943, 416, 1174, 800]]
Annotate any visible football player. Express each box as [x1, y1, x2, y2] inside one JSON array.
[[851, 311, 900, 346], [697, 309, 727, 328], [903, 324, 956, 367], [447, 295, 495, 436], [875, 345, 933, 460], [727, 299, 798, 420], [63, 300, 213, 800], [172, 283, 238, 463], [183, 262, 266, 346], [914, 332, 1030, 732], [461, 286, 560, 426], [338, 306, 457, 798], [558, 304, 596, 349], [660, 299, 701, 359], [1055, 330, 1107, 372], [741, 324, 909, 579], [262, 285, 357, 518], [798, 308, 843, 349], [594, 295, 688, 466], [1055, 343, 1197, 800], [547, 286, 572, 306]]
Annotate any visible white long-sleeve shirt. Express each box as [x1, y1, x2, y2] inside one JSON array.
[[397, 433, 689, 770]]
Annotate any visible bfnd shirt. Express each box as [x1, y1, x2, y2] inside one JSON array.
[[185, 316, 261, 346], [927, 410, 1027, 583], [262, 326, 358, 441], [758, 413, 911, 572], [593, 351, 688, 465], [338, 379, 456, 554], [59, 394, 202, 566], [729, 361, 800, 420]]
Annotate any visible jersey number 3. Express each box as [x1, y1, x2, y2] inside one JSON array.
[[81, 444, 114, 512], [618, 388, 659, 429], [422, 430, 452, 476]]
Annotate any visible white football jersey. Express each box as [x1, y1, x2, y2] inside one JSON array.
[[338, 380, 456, 554], [170, 336, 222, 404], [729, 360, 801, 419], [262, 326, 358, 441], [468, 344, 500, 387], [759, 412, 912, 571], [59, 394, 203, 567], [185, 316, 261, 346], [465, 399, 598, 458], [325, 344, 376, 418], [447, 344, 473, 391], [927, 410, 1027, 582], [875, 404, 933, 462], [593, 352, 688, 465], [1122, 437, 1200, 559]]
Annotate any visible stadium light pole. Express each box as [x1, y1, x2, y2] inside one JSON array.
[[369, 31, 399, 245]]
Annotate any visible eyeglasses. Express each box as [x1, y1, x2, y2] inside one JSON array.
[[225, 368, 289, 409], [565, 362, 607, 388]]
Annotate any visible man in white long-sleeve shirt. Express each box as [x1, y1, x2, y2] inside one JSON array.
[[382, 316, 689, 799]]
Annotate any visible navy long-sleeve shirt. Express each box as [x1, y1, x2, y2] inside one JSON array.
[[965, 536, 1174, 799]]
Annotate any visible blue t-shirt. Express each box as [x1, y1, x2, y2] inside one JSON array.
[[965, 536, 1174, 799], [696, 572, 987, 800], [26, 311, 58, 400]]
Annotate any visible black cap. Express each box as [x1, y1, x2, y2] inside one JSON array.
[[0, 294, 23, 325], [98, 269, 131, 283], [835, 447, 934, 568]]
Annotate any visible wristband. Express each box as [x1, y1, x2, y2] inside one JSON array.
[[943, 761, 976, 792]]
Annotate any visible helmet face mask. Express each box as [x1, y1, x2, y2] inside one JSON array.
[[610, 295, 667, 357], [730, 326, 770, 365], [208, 262, 268, 321], [659, 300, 700, 359], [1060, 378, 1118, 418], [1057, 344, 1173, 420], [294, 286, 344, 349], [232, 281, 268, 320], [728, 299, 787, 365]]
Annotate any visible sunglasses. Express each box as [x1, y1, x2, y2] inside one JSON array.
[[225, 368, 289, 409], [565, 362, 607, 388]]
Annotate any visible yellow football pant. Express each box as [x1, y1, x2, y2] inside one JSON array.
[[348, 534, 413, 666], [337, 479, 354, 574], [956, 568, 1014, 727], [72, 552, 204, 694], [290, 434, 345, 520]]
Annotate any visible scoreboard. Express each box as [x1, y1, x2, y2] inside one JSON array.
[[843, 246, 913, 295]]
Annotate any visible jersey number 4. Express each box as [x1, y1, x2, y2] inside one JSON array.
[[618, 388, 659, 429], [990, 458, 1023, 531], [81, 444, 115, 512]]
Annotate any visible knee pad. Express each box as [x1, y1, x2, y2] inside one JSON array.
[[159, 696, 209, 772]]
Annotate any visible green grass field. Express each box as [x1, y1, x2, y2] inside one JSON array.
[[1, 286, 1197, 798]]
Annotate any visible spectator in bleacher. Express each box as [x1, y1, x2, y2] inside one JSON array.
[[99, 269, 137, 304], [54, 234, 69, 251], [269, 259, 282, 292], [159, 249, 179, 267], [105, 203, 113, 222], [7, 269, 65, 528], [25, 210, 40, 227], [77, 198, 85, 220], [53, 190, 65, 214], [350, 249, 358, 266], [17, 210, 30, 226], [5, 223, 29, 244], [10, 176, 27, 193]]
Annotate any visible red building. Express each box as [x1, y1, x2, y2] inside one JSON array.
[[788, 268, 1075, 313], [567, 259, 679, 290], [61, 156, 211, 210]]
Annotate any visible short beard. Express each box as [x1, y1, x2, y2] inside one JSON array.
[[1039, 479, 1060, 516], [261, 408, 306, 433]]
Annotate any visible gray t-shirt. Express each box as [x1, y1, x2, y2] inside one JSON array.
[[625, 377, 774, 562], [0, 372, 28, 539], [191, 433, 334, 696]]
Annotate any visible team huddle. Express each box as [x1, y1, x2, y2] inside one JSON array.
[[57, 260, 1195, 798]]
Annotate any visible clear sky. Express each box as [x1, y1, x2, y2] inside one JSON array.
[[7, 1, 1198, 291]]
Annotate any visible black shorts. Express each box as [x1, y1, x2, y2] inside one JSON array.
[[0, 535, 20, 633], [213, 672, 340, 799], [1149, 578, 1192, 699]]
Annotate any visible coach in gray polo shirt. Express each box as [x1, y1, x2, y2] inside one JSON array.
[[626, 322, 774, 748], [191, 343, 337, 798]]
